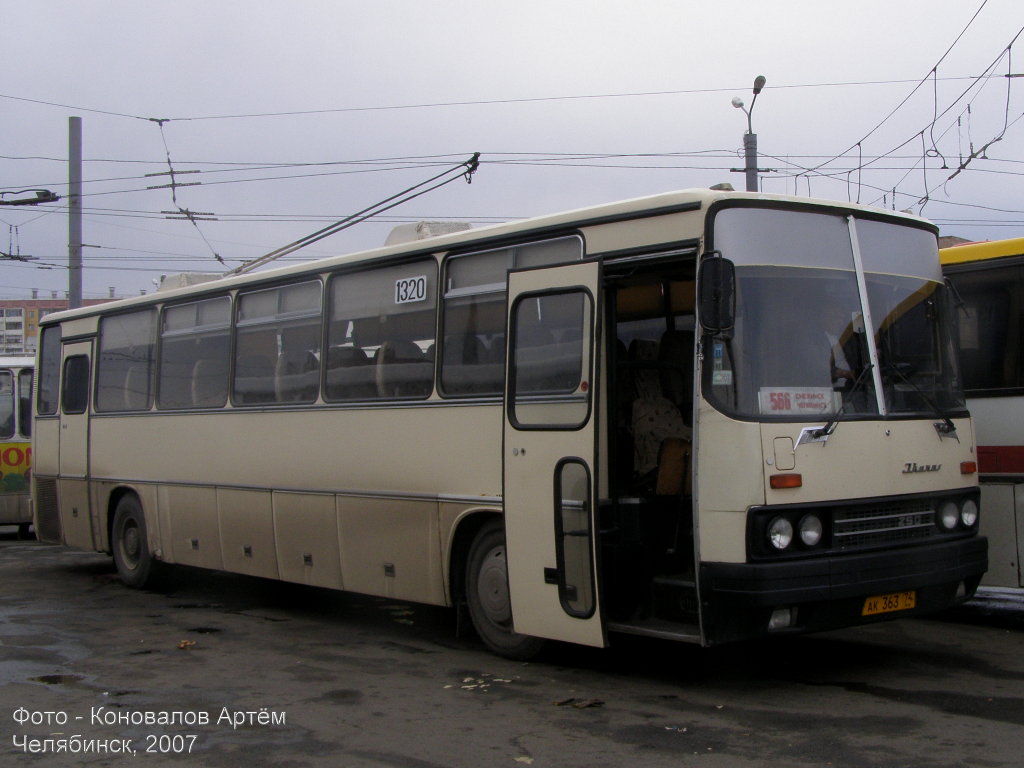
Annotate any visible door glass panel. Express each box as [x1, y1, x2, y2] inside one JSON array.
[[555, 459, 595, 617], [62, 355, 90, 414], [510, 290, 591, 428], [18, 370, 32, 437]]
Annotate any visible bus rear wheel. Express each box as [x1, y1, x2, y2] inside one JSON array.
[[465, 520, 545, 660], [111, 495, 163, 589]]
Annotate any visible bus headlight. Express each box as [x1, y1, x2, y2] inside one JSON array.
[[768, 517, 793, 550], [960, 498, 979, 528], [798, 514, 823, 547], [938, 500, 960, 531]]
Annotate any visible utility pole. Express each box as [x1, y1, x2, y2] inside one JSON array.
[[68, 116, 83, 309], [731, 75, 769, 192]]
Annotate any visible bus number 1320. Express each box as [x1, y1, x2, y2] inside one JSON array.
[[395, 275, 427, 305]]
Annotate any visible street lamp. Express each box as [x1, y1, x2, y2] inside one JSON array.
[[0, 189, 60, 206], [731, 75, 767, 192]]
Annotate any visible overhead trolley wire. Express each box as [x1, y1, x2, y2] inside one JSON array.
[[809, 0, 992, 177], [225, 152, 481, 276], [0, 75, 1014, 125]]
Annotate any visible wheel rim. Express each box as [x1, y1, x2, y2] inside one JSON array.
[[120, 520, 141, 569], [475, 545, 511, 627]]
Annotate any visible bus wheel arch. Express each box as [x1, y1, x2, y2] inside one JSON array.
[[110, 491, 164, 589], [462, 516, 545, 660]]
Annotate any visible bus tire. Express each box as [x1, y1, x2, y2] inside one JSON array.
[[465, 520, 545, 660], [111, 495, 163, 589]]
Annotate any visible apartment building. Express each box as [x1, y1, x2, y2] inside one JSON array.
[[0, 292, 116, 355]]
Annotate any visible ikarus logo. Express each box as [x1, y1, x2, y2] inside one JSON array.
[[902, 462, 941, 474]]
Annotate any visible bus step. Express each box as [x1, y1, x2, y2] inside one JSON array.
[[606, 617, 701, 643], [651, 574, 698, 623], [652, 575, 695, 589]]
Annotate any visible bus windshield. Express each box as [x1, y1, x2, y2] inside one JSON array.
[[706, 207, 965, 421]]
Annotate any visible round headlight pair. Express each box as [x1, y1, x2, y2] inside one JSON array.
[[767, 514, 823, 550], [937, 498, 979, 531]]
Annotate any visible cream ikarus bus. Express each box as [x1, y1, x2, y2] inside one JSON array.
[[32, 189, 986, 658]]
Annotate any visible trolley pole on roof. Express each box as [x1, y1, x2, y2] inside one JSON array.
[[68, 116, 83, 309]]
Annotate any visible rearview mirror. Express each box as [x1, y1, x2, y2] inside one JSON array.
[[698, 254, 735, 334]]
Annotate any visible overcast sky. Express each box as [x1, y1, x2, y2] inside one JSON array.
[[1, 0, 1022, 300]]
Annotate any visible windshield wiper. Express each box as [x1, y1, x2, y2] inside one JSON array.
[[812, 364, 875, 439], [882, 363, 958, 438]]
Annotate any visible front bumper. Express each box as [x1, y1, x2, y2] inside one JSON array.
[[699, 536, 988, 645]]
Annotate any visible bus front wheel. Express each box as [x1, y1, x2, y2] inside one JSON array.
[[111, 495, 163, 589], [465, 520, 545, 660]]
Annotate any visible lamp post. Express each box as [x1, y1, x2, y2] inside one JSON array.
[[731, 75, 767, 192], [0, 189, 60, 206]]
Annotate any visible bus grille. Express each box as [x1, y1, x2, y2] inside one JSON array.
[[832, 500, 936, 551], [33, 478, 62, 543]]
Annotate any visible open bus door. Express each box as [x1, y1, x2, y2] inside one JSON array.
[[503, 261, 606, 648]]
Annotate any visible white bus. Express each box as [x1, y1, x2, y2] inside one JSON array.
[[941, 237, 1024, 589], [0, 356, 33, 538], [33, 189, 985, 657]]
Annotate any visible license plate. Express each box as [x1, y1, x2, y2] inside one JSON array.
[[862, 590, 916, 616]]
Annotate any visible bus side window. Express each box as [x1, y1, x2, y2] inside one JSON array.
[[234, 281, 322, 406], [327, 260, 437, 401], [159, 297, 231, 410], [440, 237, 583, 398], [947, 265, 1022, 391], [37, 326, 62, 416], [96, 309, 156, 412]]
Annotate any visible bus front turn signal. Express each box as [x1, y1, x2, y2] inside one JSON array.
[[770, 473, 803, 489]]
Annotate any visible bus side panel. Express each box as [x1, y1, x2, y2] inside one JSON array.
[[58, 479, 94, 550], [979, 483, 1023, 588], [337, 495, 444, 604], [33, 419, 60, 478], [273, 491, 342, 589], [32, 419, 61, 541], [159, 484, 224, 571], [218, 488, 279, 579]]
